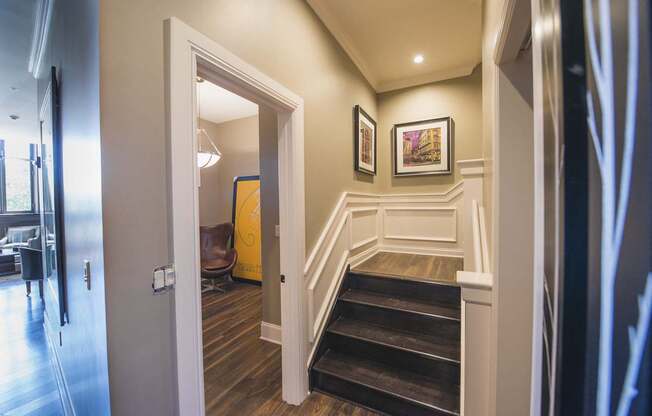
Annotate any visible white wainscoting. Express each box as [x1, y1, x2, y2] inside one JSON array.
[[383, 206, 457, 243], [304, 180, 468, 346]]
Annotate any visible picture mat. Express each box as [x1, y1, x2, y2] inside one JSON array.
[[395, 119, 449, 174]]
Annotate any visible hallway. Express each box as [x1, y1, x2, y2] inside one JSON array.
[[0, 279, 63, 416], [202, 282, 377, 415]]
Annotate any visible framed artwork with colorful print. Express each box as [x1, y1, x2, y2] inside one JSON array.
[[393, 116, 452, 176]]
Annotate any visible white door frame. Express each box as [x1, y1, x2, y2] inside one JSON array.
[[165, 17, 308, 416]]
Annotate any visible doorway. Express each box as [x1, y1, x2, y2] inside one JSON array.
[[166, 17, 308, 415]]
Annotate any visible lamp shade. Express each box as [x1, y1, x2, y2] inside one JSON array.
[[196, 127, 222, 169], [197, 151, 220, 168]]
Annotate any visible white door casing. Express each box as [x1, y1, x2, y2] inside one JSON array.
[[165, 17, 308, 415]]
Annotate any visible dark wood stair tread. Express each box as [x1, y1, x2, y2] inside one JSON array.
[[340, 289, 460, 321], [328, 317, 460, 363], [313, 350, 460, 415]]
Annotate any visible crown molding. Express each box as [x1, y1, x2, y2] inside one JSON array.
[[28, 0, 54, 78], [308, 0, 481, 93], [494, 0, 531, 64], [377, 63, 478, 93], [307, 0, 379, 89]]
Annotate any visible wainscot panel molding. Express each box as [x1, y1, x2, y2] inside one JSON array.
[[304, 160, 485, 352]]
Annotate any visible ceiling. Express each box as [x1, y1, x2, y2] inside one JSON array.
[[0, 0, 39, 144], [307, 0, 482, 92], [198, 80, 258, 125]]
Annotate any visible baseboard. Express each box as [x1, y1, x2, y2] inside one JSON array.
[[348, 245, 380, 268], [260, 321, 282, 345], [44, 323, 75, 416], [378, 245, 464, 258], [232, 276, 262, 286]]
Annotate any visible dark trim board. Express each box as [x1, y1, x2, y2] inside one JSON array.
[[232, 276, 262, 286]]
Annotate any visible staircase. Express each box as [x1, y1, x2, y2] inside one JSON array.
[[309, 270, 461, 416]]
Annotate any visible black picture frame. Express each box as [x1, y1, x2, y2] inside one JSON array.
[[353, 105, 377, 175], [393, 116, 452, 176]]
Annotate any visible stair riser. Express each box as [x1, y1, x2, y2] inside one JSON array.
[[349, 273, 461, 308], [340, 302, 460, 340], [326, 332, 460, 385], [312, 371, 457, 416]]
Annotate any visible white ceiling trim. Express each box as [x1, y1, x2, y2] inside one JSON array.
[[377, 63, 477, 93], [308, 0, 480, 93], [28, 0, 53, 78], [307, 0, 379, 89]]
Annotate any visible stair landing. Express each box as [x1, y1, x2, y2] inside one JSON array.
[[353, 252, 463, 284]]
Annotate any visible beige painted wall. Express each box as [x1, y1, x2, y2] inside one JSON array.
[[100, 1, 377, 412], [378, 67, 483, 193], [198, 116, 260, 227], [494, 49, 534, 416], [258, 106, 281, 326]]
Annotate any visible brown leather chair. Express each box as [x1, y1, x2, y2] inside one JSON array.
[[200, 223, 237, 293]]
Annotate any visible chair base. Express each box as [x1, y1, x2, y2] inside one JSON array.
[[201, 274, 232, 294]]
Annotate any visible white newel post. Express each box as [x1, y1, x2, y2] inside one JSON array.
[[457, 272, 493, 416], [457, 159, 485, 272]]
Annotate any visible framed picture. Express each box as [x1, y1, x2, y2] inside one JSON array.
[[393, 116, 452, 176], [354, 105, 376, 175]]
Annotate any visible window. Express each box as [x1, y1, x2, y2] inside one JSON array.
[[0, 140, 37, 214]]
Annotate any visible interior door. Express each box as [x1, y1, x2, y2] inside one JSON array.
[[535, 0, 651, 414], [38, 67, 67, 329]]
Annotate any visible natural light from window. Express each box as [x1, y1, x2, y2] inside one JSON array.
[[1, 140, 34, 213]]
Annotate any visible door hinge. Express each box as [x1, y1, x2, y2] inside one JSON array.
[[280, 274, 285, 283], [153, 264, 175, 294]]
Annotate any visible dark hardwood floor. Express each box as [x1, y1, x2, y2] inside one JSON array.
[[202, 282, 378, 415], [0, 279, 63, 416], [353, 252, 463, 284]]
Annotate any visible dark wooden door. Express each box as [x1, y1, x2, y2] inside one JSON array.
[[536, 0, 651, 415]]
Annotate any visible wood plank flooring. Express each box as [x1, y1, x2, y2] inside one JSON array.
[[0, 279, 63, 416], [353, 252, 463, 284], [202, 282, 377, 415]]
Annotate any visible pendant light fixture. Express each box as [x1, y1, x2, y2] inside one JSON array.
[[196, 77, 222, 168]]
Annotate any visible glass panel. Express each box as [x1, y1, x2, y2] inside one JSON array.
[[5, 158, 32, 212], [4, 140, 31, 160]]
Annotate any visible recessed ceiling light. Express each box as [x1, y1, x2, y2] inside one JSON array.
[[413, 54, 424, 64]]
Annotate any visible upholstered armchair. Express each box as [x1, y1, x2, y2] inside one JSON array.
[[200, 223, 238, 293], [0, 226, 40, 251], [18, 247, 43, 298]]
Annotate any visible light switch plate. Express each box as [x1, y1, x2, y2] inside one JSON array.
[[153, 270, 166, 290], [153, 264, 175, 294]]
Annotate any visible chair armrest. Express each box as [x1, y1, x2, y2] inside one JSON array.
[[27, 236, 41, 249]]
